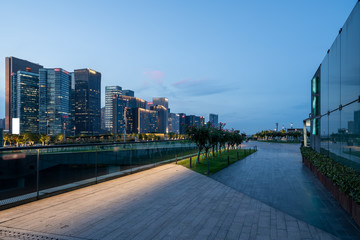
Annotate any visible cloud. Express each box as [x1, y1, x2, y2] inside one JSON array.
[[143, 70, 165, 84], [172, 78, 234, 96]]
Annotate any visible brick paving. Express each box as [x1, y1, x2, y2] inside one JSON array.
[[0, 163, 338, 240]]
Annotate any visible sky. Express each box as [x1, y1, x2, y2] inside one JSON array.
[[0, 0, 357, 134]]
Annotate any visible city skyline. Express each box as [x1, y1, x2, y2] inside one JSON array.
[[0, 0, 357, 134]]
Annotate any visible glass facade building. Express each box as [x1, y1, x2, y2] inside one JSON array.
[[5, 57, 43, 132], [105, 86, 122, 131], [209, 113, 219, 127], [310, 2, 360, 168], [168, 113, 180, 134], [74, 69, 101, 135], [12, 71, 39, 133], [39, 68, 73, 136], [112, 95, 147, 134]]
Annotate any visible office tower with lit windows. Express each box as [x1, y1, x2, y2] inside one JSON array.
[[153, 97, 168, 110], [105, 86, 122, 131], [126, 108, 158, 134], [39, 68, 72, 136], [5, 56, 43, 132], [150, 105, 168, 133], [112, 95, 146, 134], [11, 71, 39, 134], [168, 113, 180, 134], [178, 113, 186, 134], [209, 113, 219, 127], [74, 69, 101, 135]]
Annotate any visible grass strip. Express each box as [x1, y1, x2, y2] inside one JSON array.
[[177, 149, 256, 175]]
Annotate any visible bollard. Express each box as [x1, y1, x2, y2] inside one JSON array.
[[190, 157, 192, 168], [227, 155, 230, 165]]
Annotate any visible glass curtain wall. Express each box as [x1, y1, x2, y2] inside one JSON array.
[[317, 3, 360, 171]]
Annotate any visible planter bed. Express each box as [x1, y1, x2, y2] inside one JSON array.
[[301, 148, 360, 226]]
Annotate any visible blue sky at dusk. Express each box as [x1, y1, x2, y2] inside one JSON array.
[[0, 0, 357, 134]]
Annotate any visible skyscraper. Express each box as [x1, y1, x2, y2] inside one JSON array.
[[5, 57, 43, 132], [112, 95, 146, 134], [12, 71, 39, 134], [74, 69, 101, 135], [178, 113, 187, 134], [122, 90, 134, 97], [126, 108, 158, 133], [105, 86, 122, 131], [152, 97, 169, 133], [150, 105, 168, 133], [209, 113, 219, 127], [39, 68, 72, 136], [153, 97, 168, 109], [168, 113, 180, 134]]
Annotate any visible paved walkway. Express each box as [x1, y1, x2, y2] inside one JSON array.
[[0, 163, 337, 239], [212, 142, 360, 240]]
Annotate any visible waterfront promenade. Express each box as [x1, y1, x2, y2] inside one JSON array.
[[0, 155, 338, 240]]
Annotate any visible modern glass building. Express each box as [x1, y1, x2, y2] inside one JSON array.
[[112, 95, 147, 134], [209, 113, 219, 127], [11, 71, 39, 134], [168, 113, 180, 134], [39, 68, 73, 136], [5, 57, 43, 132], [126, 108, 158, 133], [150, 105, 168, 133], [74, 69, 101, 135], [105, 86, 122, 131], [310, 2, 360, 166]]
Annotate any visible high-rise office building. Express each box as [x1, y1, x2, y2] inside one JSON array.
[[105, 86, 122, 131], [112, 95, 146, 134], [153, 97, 168, 109], [74, 69, 101, 135], [178, 113, 187, 134], [122, 90, 134, 97], [150, 105, 168, 133], [152, 97, 169, 133], [209, 113, 219, 127], [12, 71, 39, 134], [101, 106, 105, 131], [168, 113, 180, 134], [126, 108, 158, 134], [39, 68, 72, 136], [5, 57, 43, 132]]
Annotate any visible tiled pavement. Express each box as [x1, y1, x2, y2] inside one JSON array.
[[212, 142, 360, 240], [0, 161, 339, 240]]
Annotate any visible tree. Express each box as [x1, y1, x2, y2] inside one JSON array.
[[40, 134, 47, 145]]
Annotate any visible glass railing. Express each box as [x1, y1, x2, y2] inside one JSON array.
[[0, 140, 197, 208]]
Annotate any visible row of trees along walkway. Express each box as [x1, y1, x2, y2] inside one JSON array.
[[186, 122, 250, 174]]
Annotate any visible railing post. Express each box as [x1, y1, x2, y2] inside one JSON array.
[[190, 157, 192, 168], [95, 147, 98, 184], [176, 154, 178, 164], [36, 149, 40, 200]]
